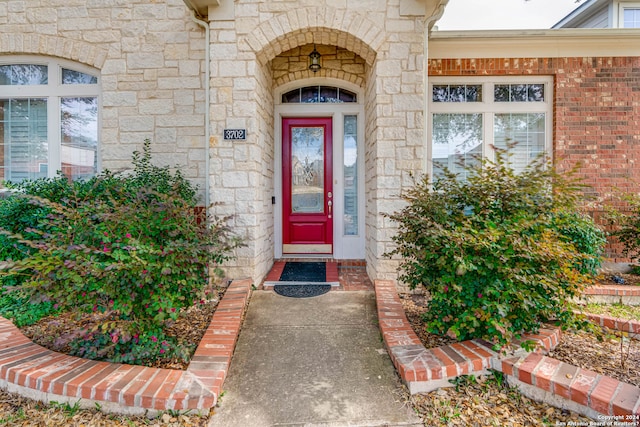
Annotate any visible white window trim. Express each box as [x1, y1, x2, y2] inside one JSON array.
[[274, 78, 365, 260], [0, 55, 101, 182], [614, 1, 640, 27], [427, 76, 553, 180]]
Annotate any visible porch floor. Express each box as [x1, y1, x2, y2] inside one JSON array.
[[261, 260, 374, 291]]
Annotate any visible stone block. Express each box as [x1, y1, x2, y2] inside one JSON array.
[[119, 116, 155, 132], [222, 171, 249, 188], [179, 60, 201, 76], [138, 99, 174, 115], [157, 77, 201, 90], [127, 52, 164, 69], [102, 92, 137, 108]]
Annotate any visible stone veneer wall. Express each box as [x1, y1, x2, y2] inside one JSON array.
[[215, 2, 427, 283], [429, 57, 640, 261], [1, 0, 429, 284], [0, 0, 208, 194], [273, 44, 367, 88]]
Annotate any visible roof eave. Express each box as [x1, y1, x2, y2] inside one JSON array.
[[551, 0, 608, 28], [430, 27, 640, 39], [182, 0, 220, 18]]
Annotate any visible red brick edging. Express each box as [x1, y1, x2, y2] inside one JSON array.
[[0, 279, 251, 415], [580, 312, 640, 339], [578, 284, 640, 338], [584, 285, 640, 307], [375, 280, 640, 420], [584, 285, 640, 297], [263, 260, 340, 285]]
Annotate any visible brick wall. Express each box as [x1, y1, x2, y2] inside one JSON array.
[[429, 57, 640, 260]]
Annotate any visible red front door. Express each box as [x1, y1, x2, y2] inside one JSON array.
[[282, 117, 333, 254]]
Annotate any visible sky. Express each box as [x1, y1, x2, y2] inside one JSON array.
[[435, 0, 584, 30]]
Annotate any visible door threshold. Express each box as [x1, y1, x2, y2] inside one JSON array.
[[283, 244, 332, 254], [264, 260, 340, 284]]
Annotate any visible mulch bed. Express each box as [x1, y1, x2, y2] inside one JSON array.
[[400, 286, 640, 426], [19, 286, 225, 370], [548, 330, 640, 388], [4, 274, 639, 426], [410, 374, 591, 427], [0, 389, 209, 426], [0, 287, 228, 425], [402, 293, 640, 388], [600, 272, 640, 286]]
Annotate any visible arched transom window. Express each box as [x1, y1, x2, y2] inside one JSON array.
[[282, 86, 357, 104], [0, 57, 100, 185]]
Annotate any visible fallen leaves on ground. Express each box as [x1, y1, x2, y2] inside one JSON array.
[[579, 302, 640, 321], [400, 290, 639, 426], [20, 287, 225, 370], [401, 293, 458, 348], [411, 374, 591, 427], [1, 288, 227, 426], [600, 272, 640, 286], [0, 389, 209, 426], [548, 329, 640, 387]]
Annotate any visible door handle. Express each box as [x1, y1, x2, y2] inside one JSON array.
[[327, 200, 332, 218]]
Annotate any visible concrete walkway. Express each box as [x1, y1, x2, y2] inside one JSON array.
[[208, 290, 421, 427]]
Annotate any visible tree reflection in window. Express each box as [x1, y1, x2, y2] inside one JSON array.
[[0, 64, 48, 85], [61, 97, 98, 179], [62, 69, 98, 85], [291, 126, 324, 213], [432, 113, 483, 181], [495, 84, 544, 102], [494, 113, 545, 174], [432, 85, 482, 102], [282, 86, 357, 103], [1, 60, 99, 184]]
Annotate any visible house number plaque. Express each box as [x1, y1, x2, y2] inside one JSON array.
[[223, 129, 246, 140]]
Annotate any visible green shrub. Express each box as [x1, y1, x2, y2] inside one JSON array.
[[69, 328, 189, 366], [0, 293, 59, 328], [609, 195, 640, 263], [0, 140, 241, 364], [387, 150, 606, 349]]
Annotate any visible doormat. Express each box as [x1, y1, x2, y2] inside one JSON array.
[[279, 262, 326, 282], [274, 284, 331, 298]]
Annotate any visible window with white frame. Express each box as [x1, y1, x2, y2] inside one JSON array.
[[0, 57, 99, 185], [429, 77, 552, 182], [614, 1, 640, 27], [621, 3, 640, 27]]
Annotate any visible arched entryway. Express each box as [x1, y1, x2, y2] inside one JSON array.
[[274, 77, 366, 260], [208, 4, 426, 285], [242, 22, 381, 280]]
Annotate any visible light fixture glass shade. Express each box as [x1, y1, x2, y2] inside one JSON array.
[[308, 46, 321, 73]]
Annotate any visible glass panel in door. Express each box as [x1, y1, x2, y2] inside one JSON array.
[[291, 126, 324, 214]]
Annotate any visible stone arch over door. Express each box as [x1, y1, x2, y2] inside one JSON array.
[[242, 6, 382, 68], [238, 7, 381, 279], [218, 3, 424, 284]]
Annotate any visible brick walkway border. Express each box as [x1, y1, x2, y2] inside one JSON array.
[[375, 280, 640, 420], [581, 312, 640, 339], [0, 279, 251, 416], [584, 285, 640, 297], [579, 284, 640, 339], [584, 284, 640, 305]]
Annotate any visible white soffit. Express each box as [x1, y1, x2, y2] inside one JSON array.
[[401, 0, 449, 17], [429, 29, 640, 58], [182, 0, 220, 17]]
